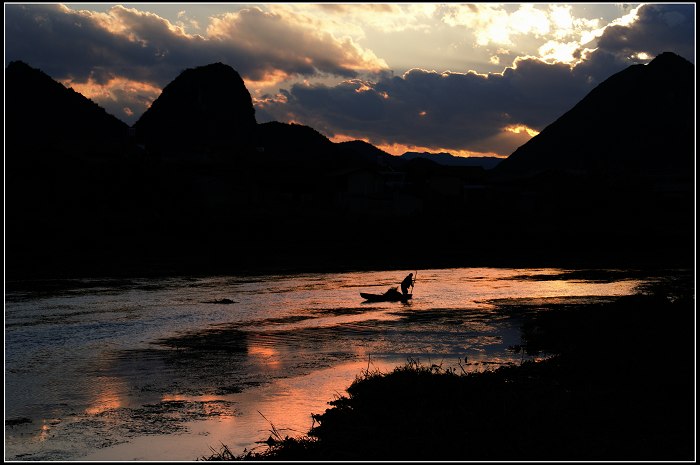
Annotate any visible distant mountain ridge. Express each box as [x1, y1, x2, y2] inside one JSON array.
[[401, 151, 503, 169], [495, 52, 694, 177]]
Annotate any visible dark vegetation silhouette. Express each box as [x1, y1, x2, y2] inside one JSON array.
[[201, 275, 694, 461], [5, 53, 695, 279]]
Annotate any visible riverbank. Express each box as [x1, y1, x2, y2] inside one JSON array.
[[205, 278, 695, 461]]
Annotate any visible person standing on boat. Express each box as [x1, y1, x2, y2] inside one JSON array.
[[401, 273, 414, 296]]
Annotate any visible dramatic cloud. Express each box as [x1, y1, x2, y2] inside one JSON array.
[[4, 3, 388, 122], [256, 3, 695, 156], [206, 7, 388, 79], [4, 3, 694, 155], [256, 58, 591, 156], [596, 3, 695, 61]]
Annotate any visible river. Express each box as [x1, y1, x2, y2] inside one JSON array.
[[4, 267, 662, 460]]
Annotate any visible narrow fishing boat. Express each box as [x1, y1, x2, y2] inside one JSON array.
[[361, 272, 417, 303], [360, 287, 412, 302]]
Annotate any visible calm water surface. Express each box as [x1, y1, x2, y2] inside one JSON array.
[[5, 267, 658, 460]]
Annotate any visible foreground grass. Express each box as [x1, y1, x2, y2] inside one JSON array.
[[203, 284, 695, 461]]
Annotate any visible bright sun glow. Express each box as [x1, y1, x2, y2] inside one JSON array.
[[504, 124, 540, 137], [538, 40, 581, 63]]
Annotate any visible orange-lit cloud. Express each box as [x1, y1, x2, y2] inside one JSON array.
[[61, 75, 162, 121], [372, 124, 537, 158], [329, 133, 370, 144], [476, 125, 540, 156], [504, 124, 540, 138], [375, 141, 506, 159], [376, 120, 540, 158], [62, 76, 161, 102], [328, 133, 511, 159], [245, 69, 293, 93], [253, 92, 289, 108], [329, 133, 506, 158]]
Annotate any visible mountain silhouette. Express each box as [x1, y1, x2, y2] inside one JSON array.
[[486, 52, 693, 272], [133, 62, 257, 155], [4, 54, 694, 278], [495, 52, 694, 178], [5, 60, 129, 157], [255, 121, 334, 159]]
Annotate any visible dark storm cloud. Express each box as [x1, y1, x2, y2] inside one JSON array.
[[597, 3, 695, 61], [4, 4, 385, 88], [6, 4, 135, 82], [259, 59, 592, 153], [258, 3, 695, 155], [5, 4, 202, 86]]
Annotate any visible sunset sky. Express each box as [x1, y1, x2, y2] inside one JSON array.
[[4, 3, 695, 157]]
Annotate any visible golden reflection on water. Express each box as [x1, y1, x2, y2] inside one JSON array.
[[32, 418, 63, 443], [85, 376, 128, 415], [8, 267, 655, 461], [220, 359, 402, 451], [161, 394, 226, 403], [247, 341, 282, 369], [37, 422, 51, 442], [387, 267, 644, 311]]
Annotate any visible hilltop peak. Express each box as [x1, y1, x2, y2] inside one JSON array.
[[133, 62, 257, 154], [495, 51, 694, 177], [7, 60, 33, 71], [648, 51, 693, 68]]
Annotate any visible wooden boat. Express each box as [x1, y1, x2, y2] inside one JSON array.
[[360, 289, 412, 302]]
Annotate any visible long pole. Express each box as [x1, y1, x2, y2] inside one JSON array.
[[411, 270, 418, 294]]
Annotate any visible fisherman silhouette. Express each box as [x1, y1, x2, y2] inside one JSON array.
[[401, 273, 414, 296]]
